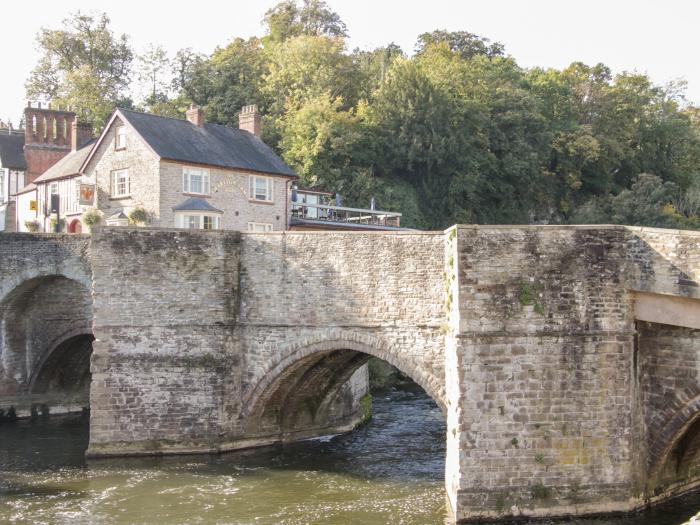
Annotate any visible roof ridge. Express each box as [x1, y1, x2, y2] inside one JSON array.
[[118, 107, 192, 124], [119, 107, 247, 134]]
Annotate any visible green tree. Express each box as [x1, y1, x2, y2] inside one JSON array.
[[263, 0, 347, 43], [609, 173, 678, 226], [25, 11, 133, 130], [415, 30, 504, 59], [352, 43, 404, 100], [182, 37, 266, 126], [137, 44, 171, 104], [264, 35, 359, 113]]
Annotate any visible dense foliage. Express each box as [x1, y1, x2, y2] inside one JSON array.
[[26, 4, 700, 230]]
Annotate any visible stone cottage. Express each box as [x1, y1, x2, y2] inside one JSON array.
[[17, 104, 297, 233]]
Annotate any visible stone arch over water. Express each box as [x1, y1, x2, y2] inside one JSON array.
[[0, 274, 93, 415], [240, 332, 446, 442]]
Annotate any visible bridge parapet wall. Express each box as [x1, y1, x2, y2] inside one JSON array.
[[624, 226, 700, 298]]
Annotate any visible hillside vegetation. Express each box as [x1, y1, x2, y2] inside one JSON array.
[[26, 2, 700, 229]]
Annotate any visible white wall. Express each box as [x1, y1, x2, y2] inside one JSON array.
[[16, 190, 38, 232]]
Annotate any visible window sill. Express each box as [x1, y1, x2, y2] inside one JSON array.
[[109, 195, 132, 200], [249, 199, 274, 205], [183, 192, 212, 198]]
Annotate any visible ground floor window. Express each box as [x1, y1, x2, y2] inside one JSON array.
[[247, 222, 273, 232], [175, 213, 221, 230]]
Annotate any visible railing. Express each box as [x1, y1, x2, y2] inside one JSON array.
[[291, 202, 401, 228]]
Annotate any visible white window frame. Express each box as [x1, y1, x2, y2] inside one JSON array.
[[0, 169, 5, 204], [182, 167, 210, 195], [247, 222, 273, 233], [115, 125, 127, 150], [248, 175, 274, 202], [111, 169, 130, 198], [175, 213, 221, 230]]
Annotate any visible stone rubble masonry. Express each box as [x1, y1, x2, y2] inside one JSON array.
[[85, 116, 161, 222], [79, 115, 291, 231], [5, 225, 700, 522], [0, 233, 92, 414]]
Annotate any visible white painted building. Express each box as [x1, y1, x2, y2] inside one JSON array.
[[0, 129, 27, 231]]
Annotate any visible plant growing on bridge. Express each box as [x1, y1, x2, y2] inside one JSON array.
[[83, 208, 102, 231], [518, 282, 545, 315], [532, 482, 549, 499], [518, 283, 534, 305]]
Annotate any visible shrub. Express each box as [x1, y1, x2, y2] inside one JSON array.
[[49, 217, 65, 232], [82, 208, 102, 231], [24, 220, 40, 232], [128, 207, 148, 225]]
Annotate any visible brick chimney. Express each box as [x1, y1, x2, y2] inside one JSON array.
[[186, 105, 205, 127], [238, 105, 262, 138], [71, 120, 93, 152], [24, 102, 77, 183]]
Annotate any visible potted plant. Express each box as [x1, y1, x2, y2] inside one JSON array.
[[128, 207, 149, 226], [49, 217, 65, 232], [82, 208, 102, 232]]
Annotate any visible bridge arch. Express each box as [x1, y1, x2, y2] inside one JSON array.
[[647, 393, 700, 494], [0, 274, 93, 414], [241, 331, 445, 441]]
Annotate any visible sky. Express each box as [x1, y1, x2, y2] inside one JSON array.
[[2, 0, 698, 124]]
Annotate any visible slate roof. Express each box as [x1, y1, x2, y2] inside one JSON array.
[[173, 197, 224, 213], [0, 132, 26, 170], [117, 109, 296, 177], [33, 140, 96, 183]]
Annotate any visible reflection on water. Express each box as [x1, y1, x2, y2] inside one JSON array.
[[1, 387, 700, 524]]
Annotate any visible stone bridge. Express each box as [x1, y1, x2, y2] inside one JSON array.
[[3, 225, 700, 522]]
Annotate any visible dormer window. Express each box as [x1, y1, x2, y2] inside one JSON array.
[[115, 125, 126, 150], [182, 167, 210, 195]]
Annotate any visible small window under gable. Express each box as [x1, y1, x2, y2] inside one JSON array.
[[115, 125, 127, 150]]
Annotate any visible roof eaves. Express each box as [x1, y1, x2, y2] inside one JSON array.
[[160, 156, 298, 178]]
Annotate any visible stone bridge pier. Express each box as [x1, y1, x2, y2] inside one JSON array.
[[5, 226, 700, 522]]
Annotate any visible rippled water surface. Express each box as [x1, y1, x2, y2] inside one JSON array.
[[0, 387, 446, 524], [1, 387, 700, 525]]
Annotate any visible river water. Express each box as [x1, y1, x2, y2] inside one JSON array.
[[1, 386, 699, 525]]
